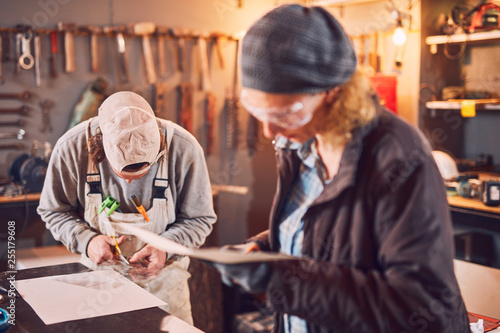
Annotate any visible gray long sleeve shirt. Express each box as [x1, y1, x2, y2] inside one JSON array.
[[37, 117, 216, 257]]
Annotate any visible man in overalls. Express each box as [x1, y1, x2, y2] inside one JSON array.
[[38, 91, 217, 324]]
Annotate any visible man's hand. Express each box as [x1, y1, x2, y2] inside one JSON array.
[[128, 245, 166, 278], [87, 234, 126, 264]]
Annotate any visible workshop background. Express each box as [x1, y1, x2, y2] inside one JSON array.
[[3, 0, 500, 332], [0, 0, 420, 247]]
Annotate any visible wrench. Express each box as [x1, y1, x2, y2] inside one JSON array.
[[0, 129, 25, 140], [0, 106, 30, 115], [0, 119, 25, 127], [0, 143, 24, 150], [0, 91, 33, 101], [40, 99, 54, 132], [19, 31, 34, 70]]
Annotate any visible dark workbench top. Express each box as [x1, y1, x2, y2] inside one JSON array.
[[0, 262, 202, 333]]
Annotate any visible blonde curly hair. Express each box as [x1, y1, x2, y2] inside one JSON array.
[[319, 68, 377, 145]]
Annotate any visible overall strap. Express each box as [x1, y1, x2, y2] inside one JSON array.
[[85, 120, 102, 194], [153, 122, 174, 199]]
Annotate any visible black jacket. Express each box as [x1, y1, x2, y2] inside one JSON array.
[[251, 108, 470, 332]]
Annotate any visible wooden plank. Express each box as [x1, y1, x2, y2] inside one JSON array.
[[0, 193, 41, 204]]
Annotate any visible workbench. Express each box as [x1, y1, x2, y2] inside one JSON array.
[[0, 192, 224, 333], [0, 262, 204, 332], [448, 195, 500, 268]]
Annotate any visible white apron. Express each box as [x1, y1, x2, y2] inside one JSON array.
[[81, 121, 193, 324]]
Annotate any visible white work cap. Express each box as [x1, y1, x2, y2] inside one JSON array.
[[98, 91, 161, 173]]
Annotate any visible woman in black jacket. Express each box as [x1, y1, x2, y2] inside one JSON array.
[[213, 4, 470, 332]]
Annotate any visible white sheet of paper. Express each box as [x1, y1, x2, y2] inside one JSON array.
[[16, 270, 166, 325], [118, 223, 294, 264]]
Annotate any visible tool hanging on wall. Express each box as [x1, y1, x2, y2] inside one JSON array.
[[130, 22, 157, 84], [104, 26, 130, 84], [49, 30, 58, 78], [0, 129, 25, 140], [177, 82, 194, 133], [204, 92, 216, 155], [246, 115, 259, 157], [67, 77, 108, 129], [358, 35, 366, 67], [1, 31, 10, 62], [39, 99, 54, 133], [0, 33, 3, 85], [0, 119, 25, 127], [34, 32, 41, 87], [210, 32, 226, 70], [58, 22, 76, 73], [18, 27, 34, 71], [169, 28, 189, 73], [14, 32, 21, 74], [80, 25, 102, 72], [223, 37, 240, 151], [152, 82, 167, 118], [196, 32, 212, 91], [0, 91, 32, 101], [155, 26, 169, 78], [0, 106, 30, 116], [368, 31, 380, 73], [0, 143, 24, 150]]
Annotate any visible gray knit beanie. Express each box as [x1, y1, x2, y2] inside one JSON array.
[[241, 4, 357, 94]]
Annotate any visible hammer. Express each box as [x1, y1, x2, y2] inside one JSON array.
[[169, 28, 189, 73], [130, 22, 157, 84], [210, 32, 226, 69], [155, 26, 169, 78], [104, 25, 129, 83], [58, 22, 77, 73], [194, 31, 211, 91], [80, 25, 102, 72]]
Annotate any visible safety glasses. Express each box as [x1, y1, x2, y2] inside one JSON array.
[[240, 89, 325, 130]]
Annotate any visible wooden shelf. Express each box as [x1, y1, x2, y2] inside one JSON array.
[[311, 0, 382, 6], [426, 101, 500, 110], [426, 30, 500, 45], [426, 30, 500, 54]]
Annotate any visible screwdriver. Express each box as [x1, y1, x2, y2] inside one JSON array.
[[131, 195, 150, 222]]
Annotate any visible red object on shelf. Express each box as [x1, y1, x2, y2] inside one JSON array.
[[370, 74, 397, 114]]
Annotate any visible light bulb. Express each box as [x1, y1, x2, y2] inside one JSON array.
[[392, 26, 407, 46]]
